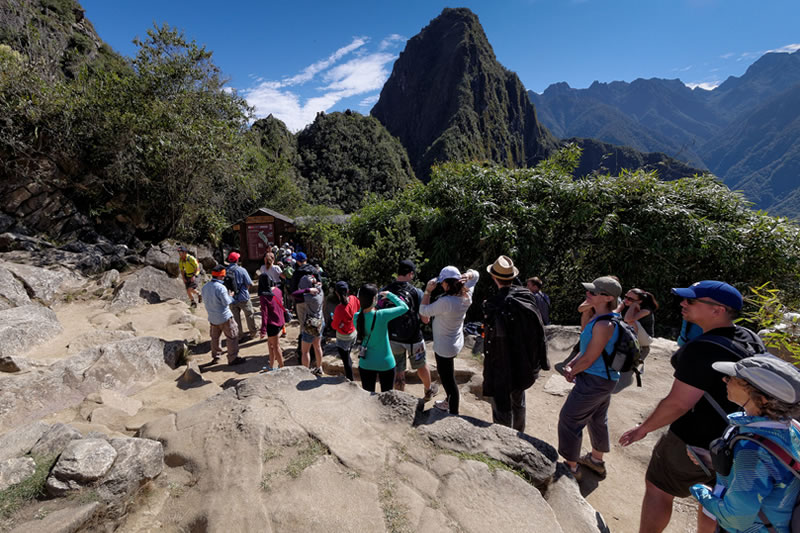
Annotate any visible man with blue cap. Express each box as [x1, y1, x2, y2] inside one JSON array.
[[619, 280, 766, 533]]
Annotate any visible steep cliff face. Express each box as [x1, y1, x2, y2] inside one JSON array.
[[371, 8, 557, 181]]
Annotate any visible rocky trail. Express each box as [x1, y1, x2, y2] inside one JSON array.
[[0, 259, 698, 532]]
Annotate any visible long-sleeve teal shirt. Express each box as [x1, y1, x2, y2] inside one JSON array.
[[353, 292, 408, 372]]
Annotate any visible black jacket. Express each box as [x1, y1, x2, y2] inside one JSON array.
[[289, 263, 318, 303], [482, 286, 548, 398]]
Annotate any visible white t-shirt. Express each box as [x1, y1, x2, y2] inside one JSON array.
[[419, 270, 479, 357], [258, 264, 282, 284]]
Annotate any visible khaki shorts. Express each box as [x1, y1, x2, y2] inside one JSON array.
[[390, 340, 427, 372], [645, 430, 715, 498]]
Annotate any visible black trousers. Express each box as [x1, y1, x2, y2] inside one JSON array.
[[490, 389, 527, 432], [337, 347, 354, 381], [435, 354, 459, 415], [359, 367, 395, 392]]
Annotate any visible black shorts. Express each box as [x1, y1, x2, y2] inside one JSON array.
[[645, 431, 715, 498], [266, 324, 282, 338], [183, 276, 198, 290]]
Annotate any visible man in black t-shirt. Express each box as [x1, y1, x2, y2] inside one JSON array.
[[618, 280, 764, 533]]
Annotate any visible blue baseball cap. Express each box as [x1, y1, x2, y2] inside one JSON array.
[[295, 252, 307, 262], [671, 280, 743, 311]]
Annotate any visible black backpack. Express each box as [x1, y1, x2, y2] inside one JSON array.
[[596, 314, 643, 386], [224, 265, 238, 293], [384, 281, 422, 343]]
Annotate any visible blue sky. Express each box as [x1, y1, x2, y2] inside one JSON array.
[[80, 0, 800, 132]]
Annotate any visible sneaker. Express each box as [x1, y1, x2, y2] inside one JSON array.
[[567, 463, 583, 482], [229, 357, 246, 366], [311, 366, 323, 376], [423, 382, 440, 401], [198, 294, 203, 304], [434, 399, 449, 411], [211, 355, 220, 363], [577, 453, 607, 479], [190, 301, 197, 308]]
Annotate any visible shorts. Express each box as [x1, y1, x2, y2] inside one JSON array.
[[390, 340, 427, 372], [183, 276, 198, 290], [266, 324, 281, 338], [336, 332, 356, 351], [301, 318, 324, 343], [645, 430, 716, 498]]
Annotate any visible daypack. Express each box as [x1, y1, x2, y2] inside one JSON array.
[[709, 420, 800, 533], [595, 314, 643, 386], [224, 266, 238, 294], [383, 281, 422, 344]]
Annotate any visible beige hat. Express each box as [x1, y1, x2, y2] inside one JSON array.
[[581, 276, 622, 298], [487, 255, 519, 281]]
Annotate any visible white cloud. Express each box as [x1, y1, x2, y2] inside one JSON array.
[[360, 94, 380, 107], [379, 34, 405, 51], [672, 65, 693, 72], [241, 37, 398, 132], [685, 81, 720, 91], [766, 43, 800, 54], [720, 52, 734, 59]]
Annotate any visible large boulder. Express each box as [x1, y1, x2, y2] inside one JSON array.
[[98, 437, 164, 505], [0, 265, 31, 310], [545, 464, 611, 533], [0, 260, 85, 305], [109, 266, 186, 312], [46, 438, 118, 495], [0, 421, 50, 462], [0, 305, 62, 358], [30, 423, 83, 458], [0, 456, 36, 491], [0, 337, 182, 434]]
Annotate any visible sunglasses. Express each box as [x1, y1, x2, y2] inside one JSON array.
[[623, 296, 641, 302], [684, 298, 725, 308]]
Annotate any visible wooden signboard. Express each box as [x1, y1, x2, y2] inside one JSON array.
[[246, 216, 275, 224], [247, 223, 274, 260]]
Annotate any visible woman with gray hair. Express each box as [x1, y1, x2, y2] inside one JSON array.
[[689, 355, 800, 533]]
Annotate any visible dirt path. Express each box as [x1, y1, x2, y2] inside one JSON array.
[[30, 296, 698, 533]]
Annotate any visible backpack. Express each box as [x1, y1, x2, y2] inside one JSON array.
[[595, 314, 643, 386], [503, 286, 549, 379], [224, 265, 238, 293], [383, 281, 422, 344], [709, 420, 800, 533]]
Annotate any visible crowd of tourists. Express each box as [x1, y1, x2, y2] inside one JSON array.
[[177, 243, 800, 533]]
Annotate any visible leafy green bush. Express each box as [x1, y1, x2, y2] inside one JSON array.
[[741, 283, 800, 362]]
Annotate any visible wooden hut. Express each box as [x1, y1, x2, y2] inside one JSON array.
[[232, 208, 296, 270]]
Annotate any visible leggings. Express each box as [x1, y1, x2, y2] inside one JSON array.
[[359, 367, 395, 393], [435, 354, 459, 415], [337, 347, 354, 381]]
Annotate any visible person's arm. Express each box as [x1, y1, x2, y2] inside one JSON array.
[[378, 291, 409, 320], [624, 304, 650, 325], [690, 443, 777, 531], [618, 379, 705, 446], [564, 320, 614, 379], [463, 269, 479, 289], [221, 285, 233, 306], [292, 287, 310, 298]]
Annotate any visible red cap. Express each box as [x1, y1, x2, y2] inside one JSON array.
[[227, 252, 240, 263]]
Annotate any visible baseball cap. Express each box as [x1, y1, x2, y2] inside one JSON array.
[[211, 264, 226, 278], [177, 245, 188, 253], [437, 265, 462, 282], [671, 280, 742, 311], [398, 259, 416, 276], [227, 251, 240, 263], [295, 252, 307, 262], [713, 355, 800, 404], [581, 276, 622, 298], [335, 281, 349, 294]]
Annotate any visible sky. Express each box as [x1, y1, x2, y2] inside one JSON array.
[[80, 0, 800, 132]]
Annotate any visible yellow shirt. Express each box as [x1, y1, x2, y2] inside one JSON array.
[[179, 255, 199, 277]]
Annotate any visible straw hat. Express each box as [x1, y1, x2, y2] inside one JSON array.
[[486, 255, 519, 280]]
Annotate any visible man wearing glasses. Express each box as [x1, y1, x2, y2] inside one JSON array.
[[618, 280, 765, 533]]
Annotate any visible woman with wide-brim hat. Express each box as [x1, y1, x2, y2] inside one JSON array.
[[420, 265, 480, 415], [558, 276, 623, 481], [689, 355, 800, 533]]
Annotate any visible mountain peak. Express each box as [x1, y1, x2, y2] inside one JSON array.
[[371, 7, 556, 180]]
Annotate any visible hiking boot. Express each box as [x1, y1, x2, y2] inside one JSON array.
[[211, 355, 220, 364], [311, 366, 323, 376], [198, 294, 203, 304], [229, 357, 246, 366], [423, 382, 440, 401], [566, 463, 583, 482], [434, 399, 449, 411], [577, 453, 607, 479], [190, 301, 197, 309]]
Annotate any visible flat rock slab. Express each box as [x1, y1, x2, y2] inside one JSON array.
[[545, 466, 610, 533], [543, 373, 575, 397], [99, 388, 143, 416], [0, 261, 84, 306], [0, 305, 62, 357], [66, 330, 135, 354], [0, 456, 36, 491], [10, 502, 100, 533], [0, 265, 31, 310], [0, 421, 50, 462], [30, 423, 83, 458]]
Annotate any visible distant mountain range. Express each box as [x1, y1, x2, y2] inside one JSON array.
[[530, 50, 800, 217]]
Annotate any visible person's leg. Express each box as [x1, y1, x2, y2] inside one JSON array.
[[586, 383, 615, 462], [389, 342, 407, 391], [259, 297, 268, 338], [378, 367, 396, 392], [222, 318, 239, 363], [295, 302, 307, 352], [360, 368, 378, 392], [337, 347, 354, 381], [301, 340, 312, 367], [417, 365, 432, 391], [231, 302, 243, 336], [490, 394, 513, 428], [639, 481, 674, 533], [312, 337, 323, 369], [273, 336, 284, 368], [209, 323, 222, 359], [510, 389, 526, 433], [243, 298, 257, 335], [696, 504, 716, 533], [435, 354, 459, 415], [409, 341, 433, 393], [557, 375, 596, 469]]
